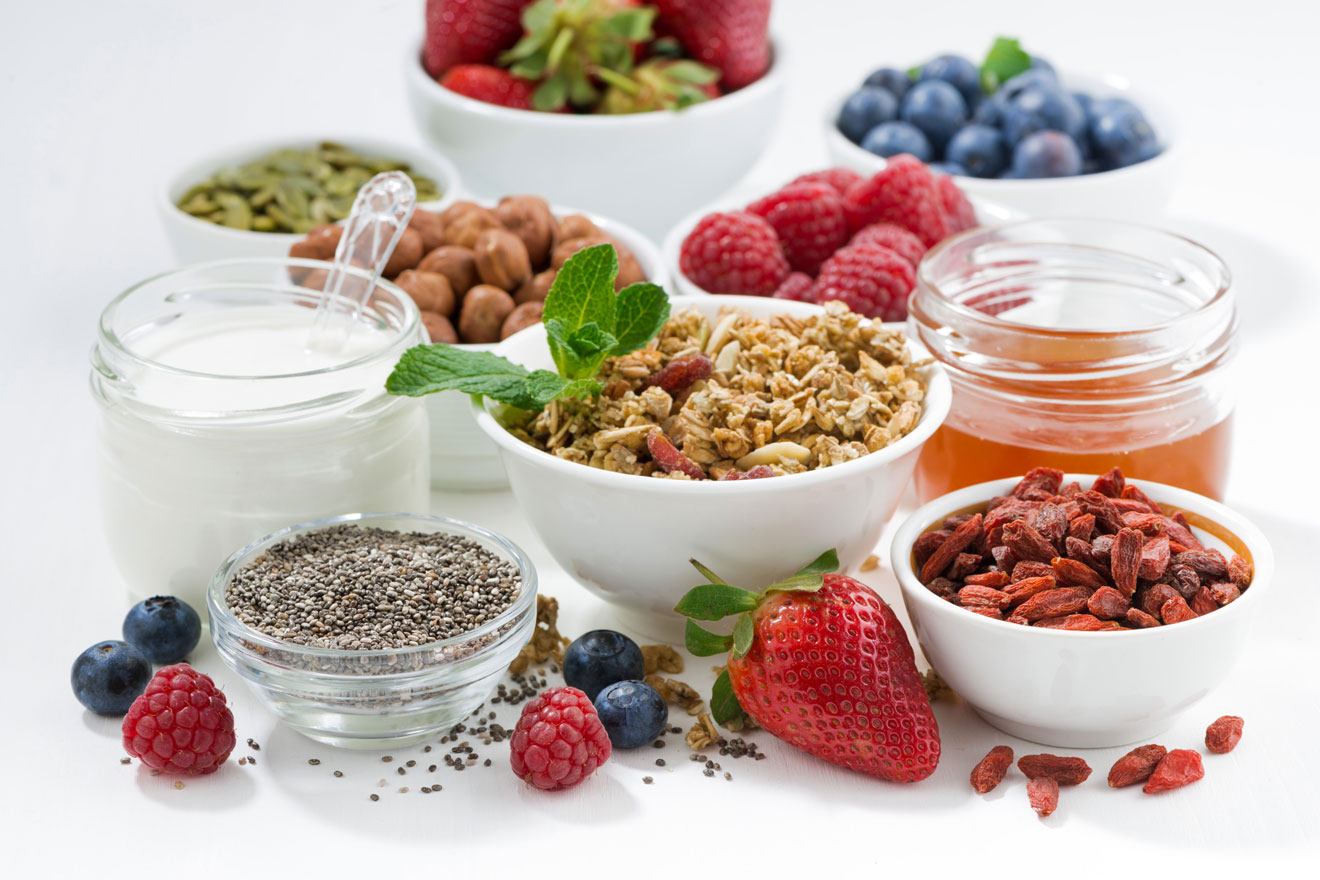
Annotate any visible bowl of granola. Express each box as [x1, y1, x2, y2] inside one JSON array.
[[471, 296, 951, 638]]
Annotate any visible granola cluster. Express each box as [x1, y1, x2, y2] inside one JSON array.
[[510, 302, 927, 478]]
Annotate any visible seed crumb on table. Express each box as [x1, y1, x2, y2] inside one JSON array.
[[860, 554, 880, 572]]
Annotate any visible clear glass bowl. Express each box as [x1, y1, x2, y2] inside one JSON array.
[[208, 512, 537, 749]]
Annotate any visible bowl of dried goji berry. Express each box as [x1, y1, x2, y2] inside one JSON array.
[[890, 467, 1273, 748]]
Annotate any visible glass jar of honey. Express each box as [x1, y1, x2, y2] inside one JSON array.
[[908, 219, 1236, 502]]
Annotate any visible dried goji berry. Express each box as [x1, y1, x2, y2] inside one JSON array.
[[1059, 480, 1082, 497], [1143, 749, 1204, 793], [912, 529, 953, 568], [966, 606, 1004, 620], [919, 514, 984, 584], [927, 577, 959, 602], [719, 465, 775, 480], [1190, 586, 1219, 616], [1066, 512, 1096, 541], [958, 585, 1012, 610], [1159, 515, 1204, 551], [942, 513, 976, 531], [1033, 614, 1122, 631], [1138, 536, 1171, 582], [1139, 583, 1181, 617], [1032, 502, 1068, 549], [1124, 607, 1161, 628], [1087, 586, 1130, 620], [1027, 776, 1059, 817], [1015, 587, 1091, 622], [1121, 483, 1163, 514], [1077, 490, 1125, 534], [1011, 560, 1056, 582], [1160, 594, 1198, 624], [991, 544, 1019, 573], [1018, 754, 1092, 785], [646, 428, 706, 480], [1012, 466, 1064, 500], [1208, 581, 1241, 606], [1065, 536, 1108, 576], [1120, 511, 1166, 536], [1170, 563, 1202, 600], [970, 745, 1014, 794], [1052, 556, 1108, 589], [1108, 744, 1167, 787], [643, 352, 713, 393], [1175, 549, 1229, 580], [1205, 716, 1244, 754], [1004, 575, 1060, 606], [1002, 520, 1058, 564], [965, 570, 1010, 589], [1091, 466, 1125, 498], [948, 552, 982, 580], [1227, 554, 1253, 589], [1111, 528, 1143, 597]]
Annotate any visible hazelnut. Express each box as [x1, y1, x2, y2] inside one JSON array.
[[383, 227, 424, 277], [300, 267, 331, 292], [557, 214, 600, 243], [515, 269, 556, 305], [395, 270, 456, 316], [458, 285, 516, 344], [443, 205, 501, 249], [551, 235, 647, 290], [288, 224, 343, 281], [421, 312, 459, 344], [501, 302, 544, 339], [408, 209, 446, 253], [417, 246, 478, 296], [495, 196, 556, 269], [473, 228, 532, 292]]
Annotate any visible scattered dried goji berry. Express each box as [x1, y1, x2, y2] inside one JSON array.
[[948, 552, 982, 580], [919, 514, 984, 584], [1087, 586, 1130, 620], [1017, 754, 1093, 785], [1014, 586, 1090, 620], [1143, 749, 1204, 793], [1205, 715, 1244, 754], [991, 544, 1019, 572], [927, 577, 959, 602], [1027, 776, 1059, 816], [1111, 528, 1143, 597], [1169, 563, 1202, 600], [1108, 744, 1167, 787], [643, 352, 713, 393], [966, 606, 1004, 620], [1159, 515, 1204, 551], [970, 745, 1014, 794], [1121, 511, 1166, 536], [1032, 502, 1068, 548], [646, 428, 706, 480]]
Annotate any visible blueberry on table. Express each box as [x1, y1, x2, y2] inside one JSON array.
[[1090, 107, 1160, 169], [918, 53, 983, 110], [946, 124, 1010, 178], [123, 595, 202, 664], [901, 79, 968, 153], [837, 87, 899, 144], [862, 66, 912, 102], [562, 630, 645, 700], [1012, 130, 1083, 178], [593, 680, 669, 749], [71, 641, 151, 715], [1002, 86, 1087, 145], [861, 121, 933, 162]]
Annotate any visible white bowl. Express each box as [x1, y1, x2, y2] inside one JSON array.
[[159, 136, 461, 264], [661, 194, 1021, 298], [404, 39, 787, 240], [426, 201, 668, 491], [890, 475, 1273, 748], [473, 295, 951, 639], [824, 74, 1180, 221]]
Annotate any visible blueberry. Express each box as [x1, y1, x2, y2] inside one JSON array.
[[837, 87, 899, 144], [1011, 130, 1083, 178], [928, 161, 968, 176], [997, 69, 1058, 101], [1070, 91, 1094, 119], [918, 54, 983, 110], [900, 79, 968, 154], [861, 121, 933, 162], [593, 680, 668, 749], [1087, 96, 1144, 124], [1090, 106, 1160, 169], [1002, 86, 1086, 145], [862, 67, 912, 103], [971, 93, 1007, 127], [945, 124, 1010, 178], [123, 595, 202, 664], [562, 629, 644, 700], [1030, 55, 1057, 77], [72, 641, 151, 715]]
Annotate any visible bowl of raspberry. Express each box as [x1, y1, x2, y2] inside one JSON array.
[[661, 158, 1020, 319]]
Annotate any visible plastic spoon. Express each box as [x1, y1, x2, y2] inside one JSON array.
[[307, 170, 417, 352]]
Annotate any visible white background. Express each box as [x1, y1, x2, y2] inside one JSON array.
[[2, 0, 1318, 876]]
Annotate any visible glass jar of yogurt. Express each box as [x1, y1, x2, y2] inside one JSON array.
[[90, 258, 431, 610]]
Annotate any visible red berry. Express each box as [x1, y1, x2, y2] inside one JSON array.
[[653, 0, 770, 90], [1143, 749, 1205, 794], [121, 663, 235, 775], [849, 222, 927, 269], [439, 63, 535, 110], [842, 154, 949, 247], [746, 182, 850, 276], [509, 686, 612, 790], [791, 167, 863, 197], [423, 0, 533, 79], [936, 174, 978, 234], [772, 272, 815, 301], [809, 244, 916, 321], [679, 211, 789, 296]]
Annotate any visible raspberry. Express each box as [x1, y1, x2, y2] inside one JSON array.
[[809, 244, 916, 321], [772, 272, 815, 301], [121, 664, 235, 775], [509, 686, 612, 790], [790, 167, 863, 197], [936, 174, 978, 234], [842, 154, 949, 247], [679, 211, 789, 296], [849, 222, 927, 268], [746, 182, 849, 276]]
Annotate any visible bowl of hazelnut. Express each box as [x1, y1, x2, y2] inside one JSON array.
[[287, 194, 667, 491]]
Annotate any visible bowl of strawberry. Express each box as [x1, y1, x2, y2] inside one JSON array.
[[407, 0, 786, 238], [662, 157, 1019, 320]]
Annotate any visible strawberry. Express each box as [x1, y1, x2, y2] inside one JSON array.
[[424, 0, 535, 79], [439, 64, 537, 108], [653, 0, 771, 90], [842, 154, 949, 247], [746, 182, 850, 276], [676, 551, 941, 783]]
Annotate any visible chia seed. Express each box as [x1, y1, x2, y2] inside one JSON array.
[[370, 794, 379, 802], [307, 758, 320, 766]]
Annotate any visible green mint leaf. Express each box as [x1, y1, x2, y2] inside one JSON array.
[[565, 322, 617, 358], [732, 613, 754, 658], [980, 36, 1031, 94], [684, 620, 734, 657], [543, 243, 620, 371], [710, 670, 748, 727], [385, 344, 540, 410], [611, 282, 671, 356], [673, 584, 760, 621], [906, 63, 922, 79], [525, 370, 601, 405], [689, 558, 730, 585]]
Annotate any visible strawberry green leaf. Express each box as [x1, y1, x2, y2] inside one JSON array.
[[600, 6, 655, 40], [673, 584, 759, 621], [710, 670, 748, 727], [759, 549, 840, 596], [793, 548, 841, 578], [732, 613, 754, 658], [663, 60, 720, 85], [533, 70, 569, 112], [684, 620, 734, 657], [689, 558, 730, 586]]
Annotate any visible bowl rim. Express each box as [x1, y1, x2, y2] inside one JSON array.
[[405, 33, 787, 127], [890, 474, 1274, 638], [823, 71, 1179, 188], [470, 294, 952, 494], [206, 511, 538, 664], [158, 134, 462, 244]]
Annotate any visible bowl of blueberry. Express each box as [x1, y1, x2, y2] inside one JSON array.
[[825, 37, 1178, 220]]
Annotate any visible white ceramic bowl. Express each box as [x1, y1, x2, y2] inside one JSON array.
[[890, 475, 1273, 748], [473, 295, 951, 639], [661, 194, 1021, 298], [825, 74, 1179, 221], [426, 200, 668, 491], [159, 136, 461, 264], [404, 39, 787, 240]]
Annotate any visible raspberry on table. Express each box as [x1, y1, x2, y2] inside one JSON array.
[[746, 182, 849, 276], [842, 154, 949, 246], [121, 663, 236, 775], [679, 211, 789, 296], [509, 686, 612, 791], [808, 243, 916, 322]]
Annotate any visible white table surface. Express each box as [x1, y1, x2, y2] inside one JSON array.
[[2, 0, 1318, 875]]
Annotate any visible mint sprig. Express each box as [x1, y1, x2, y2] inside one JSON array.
[[980, 36, 1032, 94]]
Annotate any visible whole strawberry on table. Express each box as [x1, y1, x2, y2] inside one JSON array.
[[675, 550, 942, 782], [423, 0, 772, 112]]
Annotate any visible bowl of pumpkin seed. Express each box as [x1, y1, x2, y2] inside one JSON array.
[[159, 138, 461, 264]]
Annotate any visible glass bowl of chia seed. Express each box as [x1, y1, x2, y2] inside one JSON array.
[[208, 512, 537, 749]]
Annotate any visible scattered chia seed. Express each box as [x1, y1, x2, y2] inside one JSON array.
[[703, 768, 714, 777], [428, 765, 437, 772], [247, 738, 261, 750], [308, 758, 321, 766], [652, 740, 665, 748], [397, 767, 406, 776], [724, 772, 732, 781], [333, 770, 343, 778], [238, 757, 247, 765], [483, 759, 491, 767], [655, 759, 666, 767], [382, 756, 393, 762], [248, 756, 257, 765], [120, 757, 131, 765], [423, 745, 432, 753], [670, 726, 682, 735], [398, 787, 409, 793], [174, 781, 184, 790], [643, 776, 654, 784], [406, 760, 416, 767], [370, 794, 379, 802]]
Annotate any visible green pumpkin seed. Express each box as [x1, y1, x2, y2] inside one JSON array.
[[214, 192, 253, 230], [251, 215, 277, 232]]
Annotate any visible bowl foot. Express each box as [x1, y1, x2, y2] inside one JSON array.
[[972, 707, 1176, 749]]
